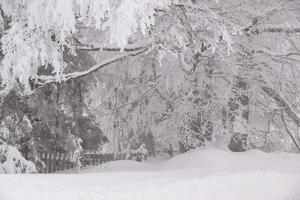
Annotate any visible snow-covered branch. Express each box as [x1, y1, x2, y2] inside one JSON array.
[[35, 48, 149, 85], [255, 49, 300, 58], [65, 49, 149, 81], [71, 36, 151, 52], [261, 27, 300, 33], [77, 45, 149, 52]]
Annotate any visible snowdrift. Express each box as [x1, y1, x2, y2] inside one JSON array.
[[0, 144, 36, 174], [159, 148, 300, 172], [83, 147, 300, 174], [0, 148, 299, 200]]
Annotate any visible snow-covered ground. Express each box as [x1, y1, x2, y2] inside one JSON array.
[[0, 148, 300, 200]]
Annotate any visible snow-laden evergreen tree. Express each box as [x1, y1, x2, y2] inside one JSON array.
[[0, 110, 36, 173]]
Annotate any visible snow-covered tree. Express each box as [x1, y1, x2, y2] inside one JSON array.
[[0, 0, 172, 93], [0, 0, 299, 160], [0, 109, 36, 173], [88, 0, 300, 153]]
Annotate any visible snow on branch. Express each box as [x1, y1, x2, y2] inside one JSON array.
[[35, 48, 149, 85], [255, 49, 300, 58], [244, 27, 300, 36], [71, 36, 150, 52], [76, 45, 149, 52], [261, 27, 300, 33], [0, 0, 172, 93]]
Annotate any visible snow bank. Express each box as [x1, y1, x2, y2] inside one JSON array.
[[159, 148, 300, 172], [0, 148, 299, 200], [80, 160, 152, 173], [83, 147, 300, 174]]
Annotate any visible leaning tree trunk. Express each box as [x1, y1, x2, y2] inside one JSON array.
[[261, 86, 300, 151], [261, 86, 300, 126]]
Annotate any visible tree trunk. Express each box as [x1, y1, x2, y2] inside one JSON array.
[[227, 76, 249, 152]]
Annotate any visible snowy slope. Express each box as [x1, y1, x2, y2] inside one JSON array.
[[0, 148, 300, 200]]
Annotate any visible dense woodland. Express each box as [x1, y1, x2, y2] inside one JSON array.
[[0, 0, 300, 173]]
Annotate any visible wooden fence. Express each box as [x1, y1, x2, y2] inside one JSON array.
[[38, 152, 118, 173], [38, 144, 176, 173], [80, 153, 115, 167]]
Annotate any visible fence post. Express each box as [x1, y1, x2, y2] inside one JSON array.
[[40, 152, 45, 173], [61, 153, 65, 171], [169, 144, 173, 157], [169, 144, 174, 157], [47, 152, 51, 173], [50, 152, 55, 173], [53, 152, 57, 172], [96, 154, 99, 165], [66, 154, 70, 170], [51, 152, 55, 172], [92, 154, 96, 165], [56, 152, 61, 171], [46, 152, 51, 173], [60, 152, 64, 171], [69, 153, 74, 169]]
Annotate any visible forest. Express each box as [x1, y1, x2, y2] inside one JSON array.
[[0, 1, 300, 199], [0, 0, 299, 180]]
